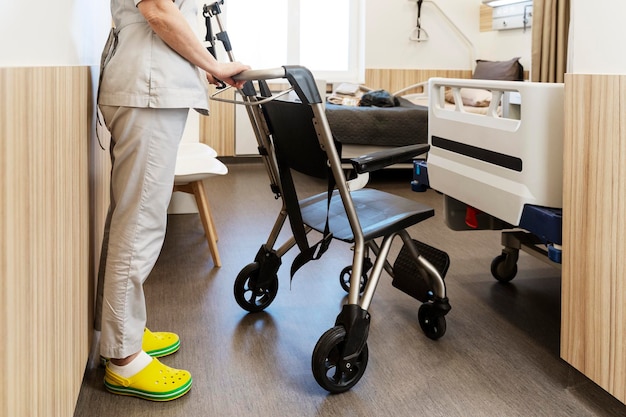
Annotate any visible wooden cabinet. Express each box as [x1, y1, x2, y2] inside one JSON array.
[[1, 66, 92, 417], [562, 73, 626, 404]]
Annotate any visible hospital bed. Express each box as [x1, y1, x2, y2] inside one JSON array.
[[325, 81, 493, 160], [325, 56, 525, 160], [423, 77, 564, 280]]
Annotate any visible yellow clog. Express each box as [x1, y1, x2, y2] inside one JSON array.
[[142, 328, 180, 357], [100, 328, 180, 365], [104, 357, 192, 401]]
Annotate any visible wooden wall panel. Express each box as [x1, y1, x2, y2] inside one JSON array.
[[0, 66, 91, 417], [199, 86, 235, 156], [480, 4, 493, 32], [364, 68, 473, 94], [562, 73, 626, 404]]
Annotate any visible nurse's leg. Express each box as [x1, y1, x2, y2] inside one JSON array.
[[98, 106, 187, 361]]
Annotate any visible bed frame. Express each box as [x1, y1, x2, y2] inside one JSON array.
[[426, 77, 565, 279], [427, 77, 564, 226]]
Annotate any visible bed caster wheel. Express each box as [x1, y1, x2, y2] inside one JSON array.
[[312, 326, 369, 394], [339, 266, 368, 294], [490, 252, 518, 283], [234, 262, 279, 312], [418, 303, 447, 340]]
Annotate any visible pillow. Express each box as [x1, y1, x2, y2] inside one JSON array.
[[472, 57, 524, 81], [444, 88, 492, 107], [333, 82, 361, 95]]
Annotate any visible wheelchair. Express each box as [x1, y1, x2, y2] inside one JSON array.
[[212, 66, 452, 393]]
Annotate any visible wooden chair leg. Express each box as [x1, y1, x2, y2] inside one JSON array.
[[190, 180, 221, 267], [194, 182, 218, 242]]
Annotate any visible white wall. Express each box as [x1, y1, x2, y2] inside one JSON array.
[[365, 0, 532, 71], [0, 1, 110, 67], [0, 1, 530, 72], [568, 0, 626, 74]]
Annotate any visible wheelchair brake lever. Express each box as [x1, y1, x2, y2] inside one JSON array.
[[213, 78, 227, 90]]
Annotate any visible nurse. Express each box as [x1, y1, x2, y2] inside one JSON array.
[[96, 0, 249, 401]]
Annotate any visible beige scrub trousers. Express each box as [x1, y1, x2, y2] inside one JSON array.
[[96, 0, 210, 360]]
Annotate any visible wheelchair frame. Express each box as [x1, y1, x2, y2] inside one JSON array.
[[205, 3, 451, 393]]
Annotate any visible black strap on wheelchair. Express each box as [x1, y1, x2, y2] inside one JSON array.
[[276, 154, 335, 281], [261, 95, 340, 281]]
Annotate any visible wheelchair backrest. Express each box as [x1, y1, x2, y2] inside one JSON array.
[[262, 97, 337, 180]]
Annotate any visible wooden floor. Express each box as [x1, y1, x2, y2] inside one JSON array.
[[74, 162, 626, 417]]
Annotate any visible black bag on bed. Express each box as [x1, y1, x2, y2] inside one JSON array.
[[359, 89, 399, 108]]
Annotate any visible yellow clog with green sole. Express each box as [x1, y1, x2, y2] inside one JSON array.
[[100, 328, 180, 366], [104, 357, 192, 401], [142, 328, 180, 357]]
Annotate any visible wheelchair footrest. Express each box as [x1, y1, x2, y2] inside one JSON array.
[[392, 239, 450, 302]]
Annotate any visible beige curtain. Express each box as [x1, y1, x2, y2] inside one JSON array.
[[531, 0, 570, 82]]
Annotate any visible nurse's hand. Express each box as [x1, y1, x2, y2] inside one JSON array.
[[209, 62, 251, 89], [206, 73, 226, 88]]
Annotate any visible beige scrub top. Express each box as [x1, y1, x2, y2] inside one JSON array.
[[99, 0, 210, 114]]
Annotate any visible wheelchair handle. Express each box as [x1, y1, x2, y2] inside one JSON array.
[[232, 67, 287, 82], [232, 66, 323, 105]]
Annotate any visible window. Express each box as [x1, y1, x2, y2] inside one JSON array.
[[224, 0, 364, 83]]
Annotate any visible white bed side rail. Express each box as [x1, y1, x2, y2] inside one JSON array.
[[427, 78, 564, 226]]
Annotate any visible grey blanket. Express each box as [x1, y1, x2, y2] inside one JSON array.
[[325, 97, 428, 147]]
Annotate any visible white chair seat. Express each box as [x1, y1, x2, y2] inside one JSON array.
[[177, 142, 218, 158], [173, 142, 226, 267], [175, 155, 228, 183]]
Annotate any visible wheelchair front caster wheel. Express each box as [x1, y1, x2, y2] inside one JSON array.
[[234, 262, 279, 312], [490, 253, 518, 283], [312, 326, 369, 393], [418, 303, 447, 340], [339, 266, 368, 294]]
